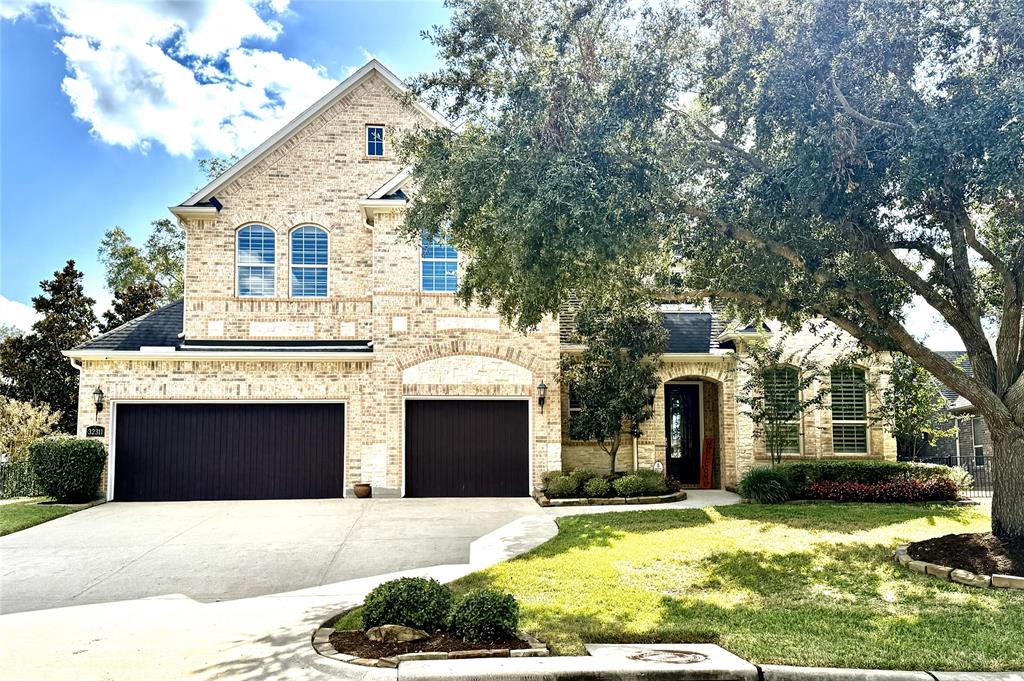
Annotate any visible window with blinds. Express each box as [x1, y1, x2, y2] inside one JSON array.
[[831, 366, 868, 453], [764, 366, 801, 454], [971, 417, 986, 466]]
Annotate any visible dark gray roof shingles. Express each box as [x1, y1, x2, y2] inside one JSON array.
[[75, 300, 184, 351]]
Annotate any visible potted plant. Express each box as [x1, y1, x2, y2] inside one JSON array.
[[353, 482, 372, 498]]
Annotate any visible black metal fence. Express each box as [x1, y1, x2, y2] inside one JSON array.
[[916, 455, 993, 498], [0, 461, 44, 499]]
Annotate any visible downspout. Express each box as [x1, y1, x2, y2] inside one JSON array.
[[633, 434, 639, 472]]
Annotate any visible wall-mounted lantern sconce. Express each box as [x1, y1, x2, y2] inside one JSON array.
[[646, 384, 657, 406], [537, 381, 548, 413], [93, 387, 105, 414]]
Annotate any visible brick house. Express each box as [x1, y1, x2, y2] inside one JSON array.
[[64, 60, 896, 501]]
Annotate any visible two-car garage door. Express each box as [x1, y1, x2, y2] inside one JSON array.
[[111, 400, 529, 501], [113, 403, 346, 501]]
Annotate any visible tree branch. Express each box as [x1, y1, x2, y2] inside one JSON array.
[[830, 77, 901, 131]]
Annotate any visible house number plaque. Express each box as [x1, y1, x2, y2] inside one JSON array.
[[86, 425, 105, 438]]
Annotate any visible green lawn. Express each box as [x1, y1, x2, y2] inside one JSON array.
[[339, 503, 1023, 671], [0, 497, 91, 536]]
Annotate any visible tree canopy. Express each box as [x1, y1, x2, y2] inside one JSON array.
[[98, 218, 184, 304], [404, 0, 1024, 535]]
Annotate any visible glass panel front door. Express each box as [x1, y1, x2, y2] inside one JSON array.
[[665, 384, 700, 484]]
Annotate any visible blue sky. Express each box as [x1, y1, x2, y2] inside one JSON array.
[[0, 0, 962, 348], [1, 0, 448, 328]]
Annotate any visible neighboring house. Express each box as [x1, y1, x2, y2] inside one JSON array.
[[930, 351, 993, 468], [63, 60, 896, 502]]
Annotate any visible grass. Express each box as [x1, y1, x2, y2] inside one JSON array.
[[336, 502, 1023, 671], [0, 497, 92, 536]]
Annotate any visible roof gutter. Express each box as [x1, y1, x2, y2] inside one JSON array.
[[62, 350, 375, 362]]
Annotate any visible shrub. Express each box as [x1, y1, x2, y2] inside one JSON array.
[[807, 477, 959, 502], [0, 397, 60, 463], [447, 588, 519, 642], [27, 436, 105, 503], [636, 468, 669, 495], [542, 470, 566, 488], [568, 468, 598, 489], [362, 577, 453, 632], [545, 474, 579, 498], [582, 476, 611, 498], [778, 460, 958, 498], [948, 466, 974, 491], [738, 466, 791, 504], [612, 474, 646, 497]]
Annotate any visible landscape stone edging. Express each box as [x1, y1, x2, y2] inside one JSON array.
[[534, 490, 688, 507], [311, 616, 549, 672], [893, 545, 1024, 590]]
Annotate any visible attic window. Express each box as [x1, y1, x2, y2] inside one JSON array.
[[366, 125, 385, 157]]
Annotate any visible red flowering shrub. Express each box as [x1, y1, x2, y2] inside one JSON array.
[[807, 477, 958, 502]]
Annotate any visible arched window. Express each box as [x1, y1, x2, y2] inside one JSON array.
[[236, 225, 275, 297], [831, 366, 868, 453], [763, 366, 801, 455], [290, 226, 328, 297], [421, 234, 457, 292]]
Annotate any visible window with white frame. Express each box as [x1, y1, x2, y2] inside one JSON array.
[[421, 234, 458, 292], [366, 125, 384, 157], [763, 366, 801, 455], [971, 417, 986, 466], [290, 225, 328, 297], [831, 366, 868, 453], [237, 224, 276, 297]]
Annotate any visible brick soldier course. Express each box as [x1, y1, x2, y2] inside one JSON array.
[[65, 60, 895, 500]]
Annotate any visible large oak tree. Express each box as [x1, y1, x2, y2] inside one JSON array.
[[403, 0, 1024, 535]]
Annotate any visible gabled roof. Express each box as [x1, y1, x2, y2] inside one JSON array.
[[75, 301, 185, 351], [177, 60, 448, 210], [933, 350, 973, 405]]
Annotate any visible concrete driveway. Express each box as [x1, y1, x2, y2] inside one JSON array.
[[0, 497, 541, 614]]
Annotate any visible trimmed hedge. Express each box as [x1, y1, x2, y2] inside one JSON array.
[[447, 588, 519, 642], [27, 436, 105, 503], [778, 460, 959, 498], [362, 577, 453, 632], [738, 467, 791, 504], [808, 478, 959, 502], [582, 477, 611, 497], [545, 475, 579, 498], [612, 474, 646, 497]]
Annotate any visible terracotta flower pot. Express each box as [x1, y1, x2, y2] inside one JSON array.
[[353, 483, 372, 499]]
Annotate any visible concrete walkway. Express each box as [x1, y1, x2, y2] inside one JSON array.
[[0, 492, 739, 680]]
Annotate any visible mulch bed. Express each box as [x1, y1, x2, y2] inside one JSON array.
[[329, 630, 529, 658], [908, 532, 1024, 577]]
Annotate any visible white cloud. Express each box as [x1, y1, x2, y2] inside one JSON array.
[[0, 296, 40, 332], [4, 0, 339, 157], [903, 297, 965, 351]]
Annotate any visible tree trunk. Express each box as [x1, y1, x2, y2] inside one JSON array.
[[991, 425, 1024, 539]]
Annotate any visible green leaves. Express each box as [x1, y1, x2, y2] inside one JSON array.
[[98, 219, 184, 304]]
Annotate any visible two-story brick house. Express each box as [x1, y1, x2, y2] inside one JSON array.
[[64, 60, 895, 502]]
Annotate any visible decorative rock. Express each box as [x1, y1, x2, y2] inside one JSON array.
[[313, 627, 333, 644], [897, 552, 912, 567], [448, 648, 509, 659], [926, 564, 953, 580], [951, 569, 991, 588], [992, 574, 1024, 590], [907, 560, 929, 574], [349, 658, 378, 667], [511, 648, 550, 657], [376, 657, 399, 668], [366, 625, 430, 643], [396, 652, 449, 662]]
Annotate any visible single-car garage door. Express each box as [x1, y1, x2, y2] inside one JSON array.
[[113, 403, 345, 501], [405, 400, 528, 497]]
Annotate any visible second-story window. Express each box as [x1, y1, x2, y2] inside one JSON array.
[[290, 225, 328, 297], [366, 125, 384, 157], [237, 224, 276, 297], [421, 234, 458, 292]]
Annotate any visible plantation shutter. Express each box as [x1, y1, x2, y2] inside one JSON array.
[[764, 367, 800, 454], [831, 367, 867, 453]]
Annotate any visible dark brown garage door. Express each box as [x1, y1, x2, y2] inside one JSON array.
[[113, 403, 345, 501], [405, 400, 529, 497]]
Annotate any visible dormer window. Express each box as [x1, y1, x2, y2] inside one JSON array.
[[366, 125, 385, 157], [237, 224, 276, 297]]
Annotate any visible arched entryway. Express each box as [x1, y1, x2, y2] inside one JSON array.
[[661, 376, 724, 489]]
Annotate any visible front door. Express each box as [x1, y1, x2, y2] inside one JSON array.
[[665, 384, 701, 484]]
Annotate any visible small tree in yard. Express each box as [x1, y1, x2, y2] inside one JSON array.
[[883, 353, 958, 461], [736, 334, 833, 465], [0, 397, 60, 462], [560, 298, 666, 473]]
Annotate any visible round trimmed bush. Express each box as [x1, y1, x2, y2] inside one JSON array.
[[568, 468, 598, 489], [582, 476, 611, 498], [612, 473, 646, 497], [545, 474, 578, 498], [27, 436, 105, 503], [362, 577, 453, 632], [636, 468, 669, 495], [447, 588, 519, 642], [738, 466, 792, 504], [542, 469, 566, 488]]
